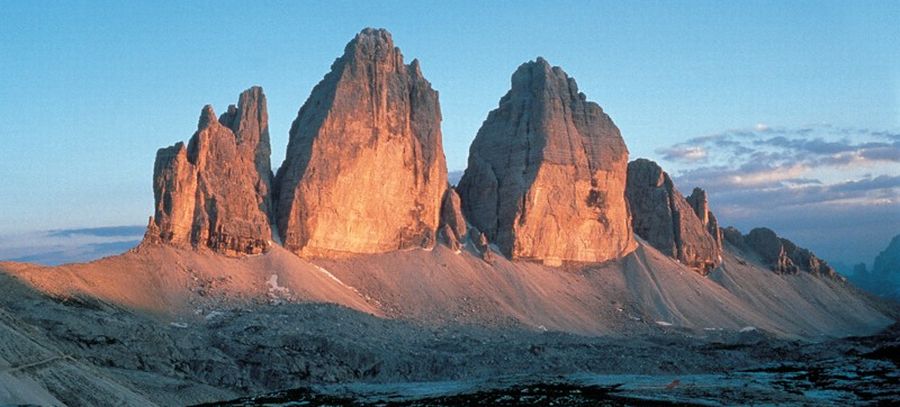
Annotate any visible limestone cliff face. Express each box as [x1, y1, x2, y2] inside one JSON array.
[[457, 58, 635, 265], [274, 28, 448, 257], [150, 87, 273, 255], [626, 159, 721, 274]]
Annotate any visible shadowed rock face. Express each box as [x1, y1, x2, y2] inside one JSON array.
[[744, 228, 797, 273], [686, 187, 723, 250], [149, 87, 273, 256], [626, 159, 721, 274], [727, 227, 837, 277], [274, 28, 448, 257], [873, 234, 900, 275], [722, 226, 745, 248], [457, 58, 635, 265]]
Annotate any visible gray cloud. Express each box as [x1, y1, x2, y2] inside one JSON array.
[[830, 175, 900, 194], [657, 145, 709, 162], [657, 124, 900, 266], [659, 125, 900, 168]]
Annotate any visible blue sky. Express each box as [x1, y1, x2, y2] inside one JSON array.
[[0, 1, 898, 265]]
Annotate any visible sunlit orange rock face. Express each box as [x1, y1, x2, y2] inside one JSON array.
[[457, 58, 636, 265], [149, 87, 273, 256], [274, 28, 448, 257]]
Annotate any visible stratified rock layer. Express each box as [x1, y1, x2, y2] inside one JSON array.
[[727, 227, 837, 277], [626, 159, 721, 274], [274, 28, 447, 257], [457, 58, 635, 265], [150, 87, 273, 255]]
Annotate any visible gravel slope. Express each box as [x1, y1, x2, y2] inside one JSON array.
[[0, 241, 895, 405]]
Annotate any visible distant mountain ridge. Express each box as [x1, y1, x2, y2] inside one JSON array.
[[850, 233, 900, 300]]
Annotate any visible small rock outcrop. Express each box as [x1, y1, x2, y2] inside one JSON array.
[[439, 224, 461, 252], [686, 187, 724, 249], [744, 228, 799, 274], [727, 227, 837, 277], [722, 226, 745, 249], [457, 58, 635, 265], [148, 87, 273, 255], [474, 231, 493, 262], [626, 159, 721, 274], [439, 188, 467, 249], [274, 28, 448, 257]]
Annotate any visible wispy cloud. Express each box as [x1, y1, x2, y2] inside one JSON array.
[[659, 124, 900, 170], [658, 145, 708, 162], [655, 124, 900, 265]]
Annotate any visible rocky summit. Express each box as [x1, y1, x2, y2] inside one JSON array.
[[724, 226, 838, 277], [457, 58, 635, 265], [686, 187, 724, 251], [148, 86, 273, 256], [626, 159, 721, 274], [274, 28, 448, 257]]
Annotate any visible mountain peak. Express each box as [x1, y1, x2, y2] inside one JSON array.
[[355, 27, 393, 44], [458, 59, 634, 264], [341, 27, 400, 64], [274, 28, 447, 257], [198, 104, 218, 130]]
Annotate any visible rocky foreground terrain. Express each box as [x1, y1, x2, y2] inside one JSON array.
[[0, 241, 897, 406], [1, 28, 897, 406], [210, 323, 900, 406]]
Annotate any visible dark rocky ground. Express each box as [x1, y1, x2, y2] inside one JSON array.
[[1, 261, 897, 406], [194, 323, 900, 406]]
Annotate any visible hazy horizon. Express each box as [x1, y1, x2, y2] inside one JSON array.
[[1, 1, 898, 266]]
